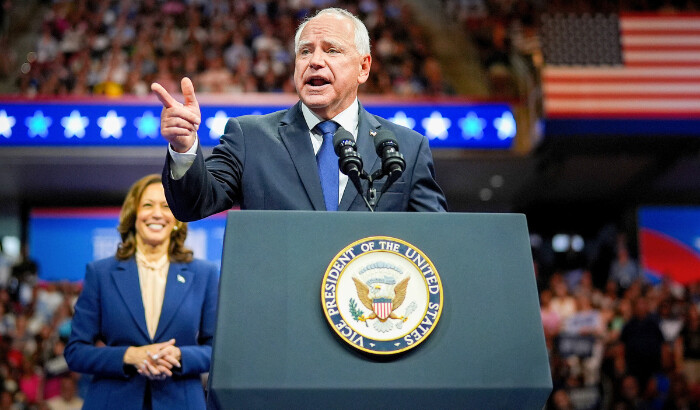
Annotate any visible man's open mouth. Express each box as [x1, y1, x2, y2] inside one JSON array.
[[307, 77, 330, 86]]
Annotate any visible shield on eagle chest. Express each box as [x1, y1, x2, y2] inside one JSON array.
[[373, 298, 393, 320]]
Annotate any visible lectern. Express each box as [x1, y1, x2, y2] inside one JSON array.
[[207, 211, 551, 409]]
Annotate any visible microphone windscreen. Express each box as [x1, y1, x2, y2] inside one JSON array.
[[373, 130, 399, 155], [333, 128, 355, 155]]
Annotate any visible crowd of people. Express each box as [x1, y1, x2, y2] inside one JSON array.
[[16, 0, 700, 99], [0, 246, 84, 409], [10, 0, 454, 98], [537, 231, 700, 409], [3, 226, 700, 408]]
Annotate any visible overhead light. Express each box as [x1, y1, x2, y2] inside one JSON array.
[[479, 188, 493, 201], [552, 234, 585, 252], [490, 174, 504, 188], [552, 234, 569, 252], [571, 235, 585, 252]]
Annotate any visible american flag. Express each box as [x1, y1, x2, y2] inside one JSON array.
[[541, 13, 700, 118]]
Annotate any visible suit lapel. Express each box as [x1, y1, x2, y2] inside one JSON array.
[[111, 259, 150, 341], [154, 263, 193, 341], [339, 104, 382, 211], [279, 102, 325, 210]]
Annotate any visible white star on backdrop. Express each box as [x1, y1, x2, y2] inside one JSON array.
[[493, 111, 516, 140], [205, 111, 229, 139], [421, 111, 451, 140], [388, 111, 416, 129], [0, 110, 16, 138], [61, 110, 89, 138], [97, 110, 126, 139]]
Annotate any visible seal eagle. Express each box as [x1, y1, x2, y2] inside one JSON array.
[[352, 276, 410, 322]]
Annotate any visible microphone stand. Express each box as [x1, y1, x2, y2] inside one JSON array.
[[348, 169, 374, 212], [358, 168, 386, 212]]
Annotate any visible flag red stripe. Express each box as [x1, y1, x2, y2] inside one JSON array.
[[543, 66, 700, 78], [624, 61, 700, 67], [623, 45, 700, 52], [621, 29, 700, 35]]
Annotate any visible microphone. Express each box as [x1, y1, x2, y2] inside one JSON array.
[[333, 128, 366, 203], [373, 130, 405, 193], [333, 128, 363, 179]]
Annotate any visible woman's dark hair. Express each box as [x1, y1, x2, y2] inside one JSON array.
[[115, 174, 193, 263]]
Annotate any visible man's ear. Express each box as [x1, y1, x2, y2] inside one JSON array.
[[358, 55, 371, 84]]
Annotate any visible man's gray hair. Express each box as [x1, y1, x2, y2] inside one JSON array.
[[294, 8, 371, 56]]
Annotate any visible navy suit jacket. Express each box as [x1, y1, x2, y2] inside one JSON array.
[[163, 101, 447, 221], [65, 257, 218, 410]]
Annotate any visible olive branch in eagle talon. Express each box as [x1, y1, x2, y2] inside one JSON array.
[[352, 276, 410, 322], [349, 298, 368, 326]]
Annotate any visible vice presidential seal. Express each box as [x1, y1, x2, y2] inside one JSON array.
[[321, 236, 443, 355]]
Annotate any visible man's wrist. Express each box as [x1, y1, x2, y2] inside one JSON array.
[[170, 136, 198, 154], [169, 137, 198, 180]]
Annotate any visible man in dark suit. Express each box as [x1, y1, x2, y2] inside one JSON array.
[[152, 8, 447, 222]]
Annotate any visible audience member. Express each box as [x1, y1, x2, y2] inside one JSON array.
[[610, 243, 643, 291], [18, 357, 43, 406], [550, 275, 577, 321], [659, 299, 684, 345], [45, 375, 83, 410], [540, 289, 561, 341], [549, 388, 574, 410], [561, 294, 606, 386], [677, 305, 700, 386], [613, 374, 643, 409], [620, 297, 665, 391], [0, 241, 11, 290]]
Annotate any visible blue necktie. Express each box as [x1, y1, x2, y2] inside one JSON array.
[[315, 120, 340, 211]]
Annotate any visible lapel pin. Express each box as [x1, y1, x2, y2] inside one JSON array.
[[177, 274, 185, 283], [369, 130, 377, 137]]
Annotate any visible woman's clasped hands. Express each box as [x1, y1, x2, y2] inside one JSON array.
[[124, 338, 182, 380]]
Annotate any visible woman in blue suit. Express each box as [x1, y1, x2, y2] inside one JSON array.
[[65, 174, 218, 410]]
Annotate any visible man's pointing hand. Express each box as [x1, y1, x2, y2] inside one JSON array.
[[151, 77, 201, 153]]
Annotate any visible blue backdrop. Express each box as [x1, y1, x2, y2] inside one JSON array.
[[0, 100, 516, 149], [29, 208, 227, 282]]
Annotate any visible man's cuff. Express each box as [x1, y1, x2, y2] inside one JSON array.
[[168, 138, 198, 180]]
